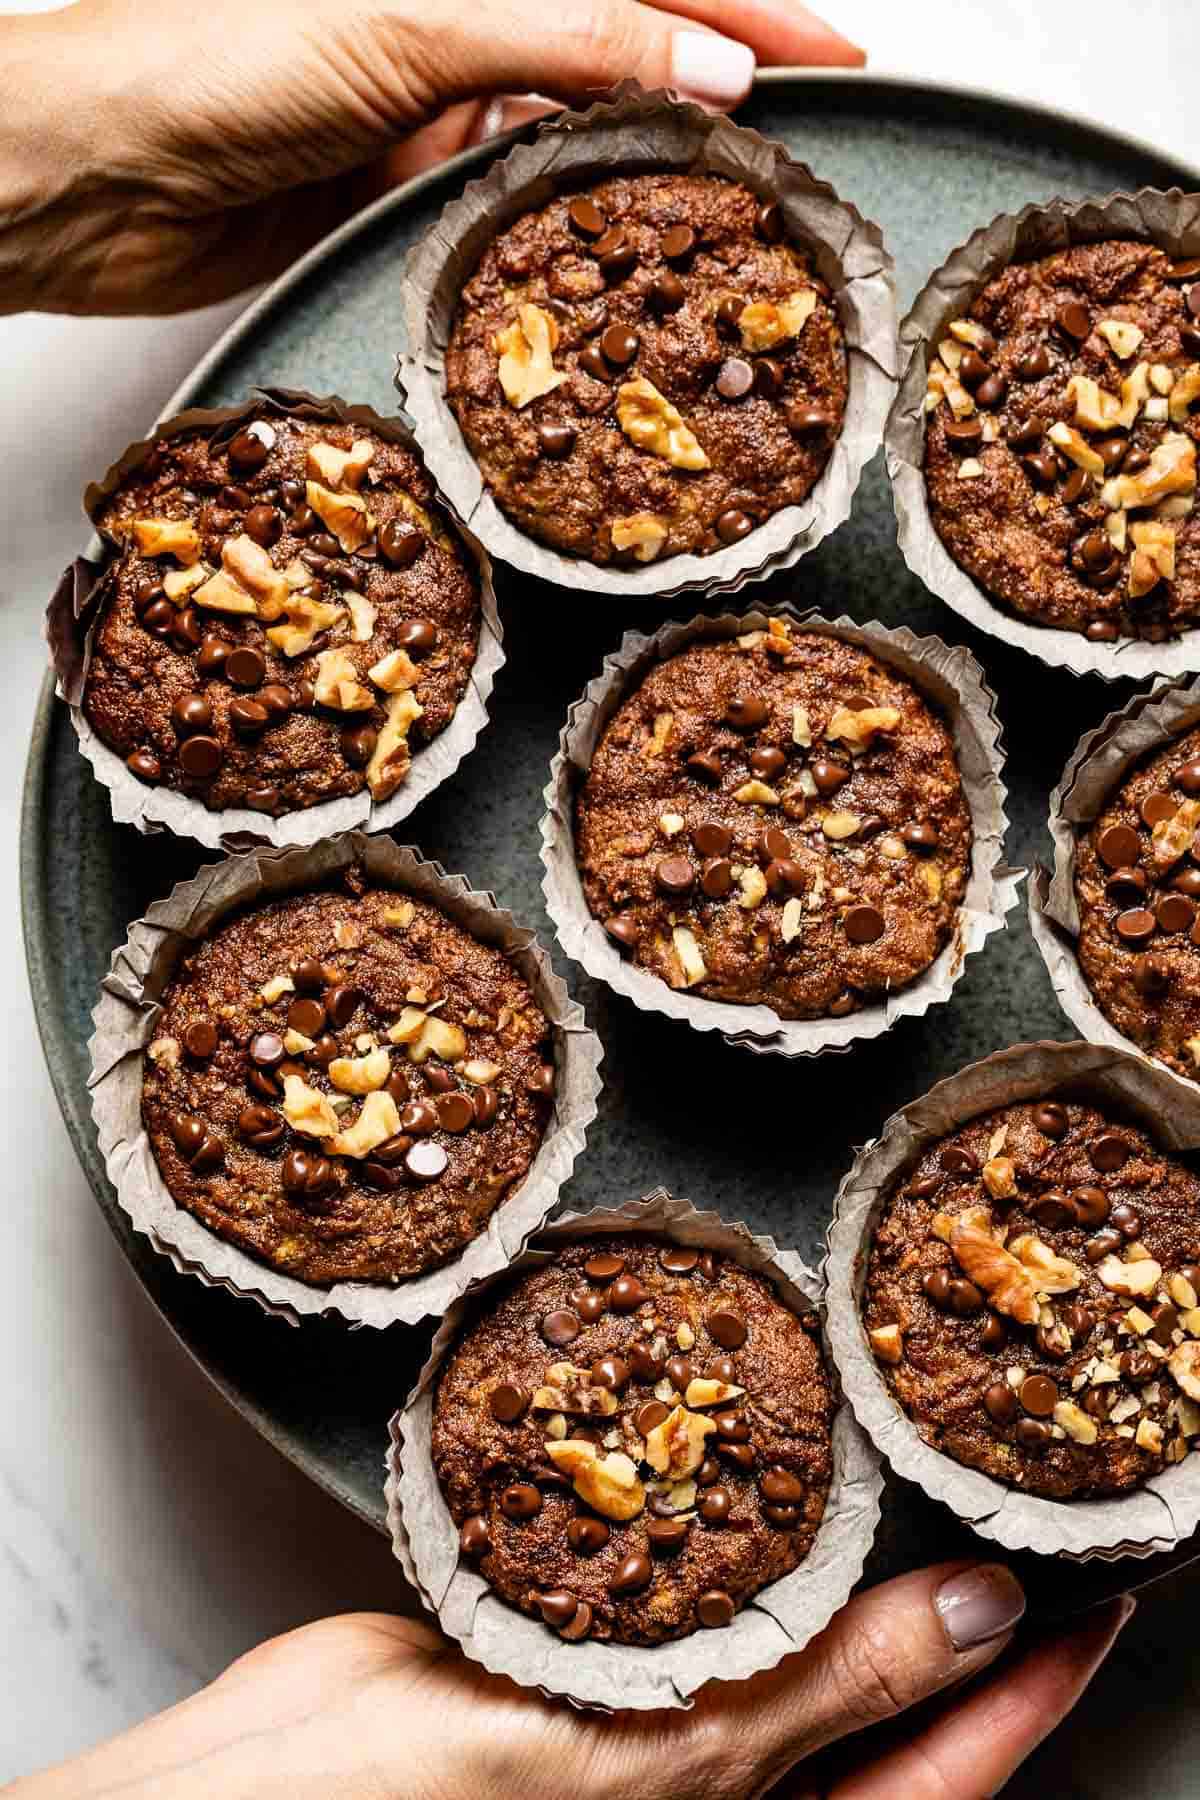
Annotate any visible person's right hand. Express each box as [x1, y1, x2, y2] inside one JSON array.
[[10, 1561, 1132, 1799]]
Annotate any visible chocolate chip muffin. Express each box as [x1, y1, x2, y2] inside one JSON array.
[[925, 240, 1200, 640], [1074, 725, 1200, 1081], [142, 874, 556, 1284], [84, 408, 481, 815], [445, 173, 846, 567], [574, 619, 972, 1019], [864, 1098, 1200, 1499], [433, 1236, 833, 1645]]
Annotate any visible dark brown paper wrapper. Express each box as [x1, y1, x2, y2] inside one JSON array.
[[385, 1190, 882, 1710], [887, 189, 1200, 678], [88, 831, 602, 1328], [396, 83, 896, 600], [1030, 675, 1200, 1095], [45, 388, 505, 851], [824, 1040, 1200, 1559], [540, 602, 1020, 1056]]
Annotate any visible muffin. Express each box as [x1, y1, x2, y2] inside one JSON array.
[[574, 618, 972, 1019], [142, 874, 556, 1284], [863, 1097, 1200, 1499], [924, 239, 1200, 641], [83, 408, 481, 815], [432, 1235, 833, 1645], [1073, 723, 1200, 1081], [444, 172, 846, 568]]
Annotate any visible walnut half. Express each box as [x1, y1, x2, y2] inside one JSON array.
[[494, 304, 566, 410], [616, 377, 709, 471]]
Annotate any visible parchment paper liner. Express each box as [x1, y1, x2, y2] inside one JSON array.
[[539, 602, 1022, 1057], [396, 83, 896, 600], [886, 188, 1200, 679], [824, 1039, 1200, 1560], [87, 830, 603, 1328], [45, 388, 505, 852], [385, 1190, 882, 1711], [1030, 676, 1200, 1097]]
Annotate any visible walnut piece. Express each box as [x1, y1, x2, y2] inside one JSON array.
[[1169, 364, 1200, 424], [368, 648, 420, 694], [281, 1073, 339, 1138], [195, 530, 291, 618], [825, 704, 901, 750], [1053, 1400, 1099, 1446], [616, 377, 709, 471], [1113, 431, 1196, 510], [1095, 1253, 1163, 1297], [131, 518, 202, 564], [306, 480, 375, 554], [982, 1155, 1017, 1201], [314, 648, 374, 712], [367, 690, 423, 801], [306, 438, 374, 492], [949, 1222, 1040, 1325], [544, 1439, 646, 1521], [163, 564, 208, 602], [1005, 1234, 1083, 1295], [1129, 521, 1176, 597], [1151, 799, 1200, 870], [1169, 1340, 1200, 1401], [643, 1404, 716, 1478], [868, 1323, 903, 1364], [147, 1036, 181, 1069], [328, 1049, 390, 1094], [265, 594, 346, 657], [1097, 319, 1144, 360], [328, 1089, 401, 1158], [1047, 422, 1106, 478], [495, 303, 567, 409], [738, 288, 817, 352], [344, 593, 377, 642], [387, 1009, 467, 1065], [611, 512, 669, 563], [683, 1378, 745, 1408], [532, 1364, 619, 1417], [671, 926, 708, 986]]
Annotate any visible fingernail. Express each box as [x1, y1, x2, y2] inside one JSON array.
[[670, 32, 756, 109], [934, 1564, 1026, 1651]]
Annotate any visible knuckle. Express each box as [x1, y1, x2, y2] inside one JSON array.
[[825, 1616, 925, 1726], [565, 0, 649, 77]]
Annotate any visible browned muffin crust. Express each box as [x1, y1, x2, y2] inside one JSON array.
[[84, 410, 481, 815], [142, 875, 555, 1285], [864, 1099, 1200, 1500], [1074, 724, 1200, 1080], [924, 239, 1200, 639], [433, 1236, 833, 1646], [445, 173, 847, 567], [574, 620, 972, 1019]]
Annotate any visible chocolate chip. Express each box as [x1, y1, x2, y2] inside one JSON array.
[[980, 1314, 1007, 1350], [716, 357, 754, 400], [922, 1268, 952, 1308], [1184, 327, 1200, 358], [1111, 1202, 1141, 1239], [1175, 868, 1200, 897], [171, 693, 213, 737], [289, 504, 316, 534], [686, 749, 723, 784], [578, 343, 610, 382], [716, 295, 745, 335], [567, 1518, 610, 1558], [126, 749, 161, 783], [584, 1251, 624, 1282], [590, 1355, 629, 1392], [542, 1309, 580, 1347], [707, 1306, 746, 1349], [1139, 792, 1178, 829], [140, 597, 175, 636], [696, 1456, 720, 1487], [1061, 469, 1088, 504], [595, 227, 638, 281], [259, 683, 293, 719], [405, 1140, 448, 1182], [714, 1409, 749, 1442], [984, 1381, 1018, 1425], [1091, 1133, 1131, 1173], [537, 422, 576, 459], [323, 984, 360, 1028], [958, 349, 989, 389], [609, 1552, 652, 1596], [635, 1400, 670, 1437], [600, 324, 639, 366], [397, 1100, 436, 1138], [1097, 824, 1141, 869], [460, 1515, 490, 1557], [527, 1063, 556, 1101], [229, 698, 269, 737], [1176, 759, 1200, 795], [697, 1588, 735, 1627], [754, 827, 791, 866], [604, 914, 639, 953], [1016, 1418, 1051, 1450], [1020, 1374, 1057, 1417], [609, 1273, 648, 1312], [724, 694, 768, 729], [687, 823, 729, 859], [281, 1147, 335, 1203], [646, 1516, 689, 1554], [699, 1488, 731, 1524], [718, 1440, 755, 1472], [308, 1033, 338, 1067], [568, 195, 606, 238], [811, 758, 848, 796], [372, 1133, 412, 1169], [1157, 894, 1195, 934], [1024, 451, 1060, 488], [228, 423, 274, 472], [225, 646, 266, 688], [948, 1278, 983, 1316], [844, 904, 885, 945], [1107, 868, 1148, 905], [715, 508, 754, 543], [501, 1484, 542, 1521], [1133, 951, 1170, 999], [249, 1031, 285, 1069], [179, 735, 223, 779], [1086, 1227, 1123, 1263], [1071, 1185, 1110, 1227], [699, 857, 734, 899], [183, 1019, 218, 1060], [1056, 300, 1091, 341], [755, 200, 785, 243], [944, 417, 983, 450], [489, 1381, 529, 1423], [666, 1355, 692, 1393], [656, 855, 694, 895], [909, 1173, 942, 1198], [243, 503, 282, 549], [168, 1114, 205, 1158], [941, 1146, 977, 1176], [1029, 1190, 1075, 1229], [1121, 1345, 1158, 1383], [170, 607, 202, 653], [435, 1092, 474, 1134], [750, 747, 787, 783], [1006, 414, 1045, 448], [1017, 344, 1053, 380], [754, 357, 784, 398], [765, 858, 805, 897], [648, 272, 685, 315], [787, 404, 834, 435], [378, 518, 424, 568]]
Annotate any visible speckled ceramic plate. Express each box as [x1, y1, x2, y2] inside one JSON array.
[[22, 74, 1200, 1613]]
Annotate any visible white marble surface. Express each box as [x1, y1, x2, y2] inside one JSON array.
[[4, 0, 1200, 1788]]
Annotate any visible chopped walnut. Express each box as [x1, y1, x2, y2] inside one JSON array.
[[644, 711, 674, 757], [532, 1364, 619, 1417], [284, 1029, 315, 1054], [1054, 1400, 1099, 1445], [736, 866, 768, 910], [1047, 422, 1106, 478], [1169, 1340, 1200, 1400], [982, 1155, 1017, 1201], [306, 480, 375, 554], [781, 897, 804, 943], [314, 648, 374, 712], [265, 594, 346, 657], [328, 1049, 390, 1094], [643, 1404, 716, 1478], [306, 438, 374, 492], [671, 925, 708, 986], [131, 518, 202, 564], [259, 975, 295, 1003], [1129, 520, 1177, 597], [344, 593, 377, 643], [163, 564, 208, 601], [366, 689, 423, 801], [543, 1440, 645, 1521], [611, 512, 669, 562], [1095, 1253, 1163, 1297], [825, 704, 901, 750], [1169, 364, 1200, 424], [495, 303, 567, 409], [460, 1058, 501, 1085], [328, 1089, 401, 1158], [738, 288, 817, 352], [822, 811, 862, 841], [1151, 798, 1200, 870], [733, 779, 780, 806], [949, 1223, 1040, 1325], [1006, 1233, 1083, 1294], [683, 1378, 745, 1408], [281, 1073, 339, 1138], [868, 1323, 903, 1364], [1113, 431, 1196, 510], [147, 1036, 181, 1069], [1097, 319, 1144, 360], [616, 377, 709, 471]]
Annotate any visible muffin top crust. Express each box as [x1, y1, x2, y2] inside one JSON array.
[[445, 173, 847, 568], [864, 1098, 1200, 1499], [574, 619, 972, 1020], [432, 1234, 833, 1646], [142, 873, 555, 1285], [85, 409, 481, 816], [1074, 721, 1200, 1081], [924, 240, 1200, 640]]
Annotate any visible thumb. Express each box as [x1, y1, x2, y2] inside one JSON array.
[[682, 1561, 1026, 1796]]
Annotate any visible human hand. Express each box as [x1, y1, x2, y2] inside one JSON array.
[[0, 0, 862, 317], [10, 1562, 1130, 1799]]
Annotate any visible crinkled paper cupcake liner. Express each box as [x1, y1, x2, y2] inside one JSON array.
[[824, 1039, 1200, 1560], [887, 188, 1200, 679], [539, 602, 1022, 1057], [395, 82, 896, 600], [87, 830, 603, 1328], [1030, 675, 1200, 1096], [385, 1189, 882, 1711], [46, 388, 505, 851]]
